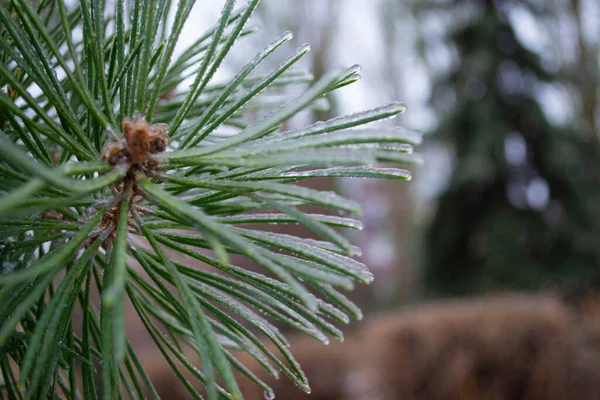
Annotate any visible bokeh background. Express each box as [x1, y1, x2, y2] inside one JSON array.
[[178, 0, 600, 310], [135, 0, 600, 396]]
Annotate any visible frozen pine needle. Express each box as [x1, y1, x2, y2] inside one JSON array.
[[0, 1, 421, 399]]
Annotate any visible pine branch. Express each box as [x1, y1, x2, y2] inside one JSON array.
[[0, 0, 421, 398]]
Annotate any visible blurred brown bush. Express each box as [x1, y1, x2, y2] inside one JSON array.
[[141, 287, 600, 400]]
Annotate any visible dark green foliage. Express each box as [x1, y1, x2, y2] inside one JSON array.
[[422, 0, 600, 296]]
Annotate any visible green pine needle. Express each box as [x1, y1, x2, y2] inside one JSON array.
[[0, 0, 421, 398]]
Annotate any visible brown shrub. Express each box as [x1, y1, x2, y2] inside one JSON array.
[[142, 290, 600, 400]]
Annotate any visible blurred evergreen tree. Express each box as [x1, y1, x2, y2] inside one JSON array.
[[421, 0, 600, 296]]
